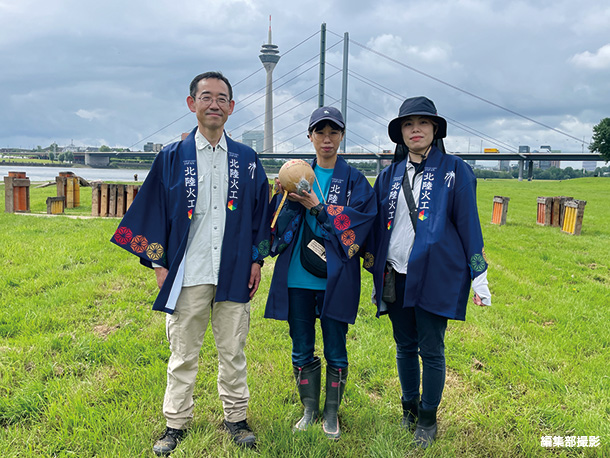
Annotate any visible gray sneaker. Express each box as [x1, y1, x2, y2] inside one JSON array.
[[223, 419, 256, 448], [153, 427, 186, 456]]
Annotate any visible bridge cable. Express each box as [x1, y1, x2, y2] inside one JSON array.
[[125, 28, 323, 150], [326, 62, 519, 152], [328, 29, 589, 145]]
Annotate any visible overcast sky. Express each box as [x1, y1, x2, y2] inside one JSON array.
[[1, 0, 608, 157]]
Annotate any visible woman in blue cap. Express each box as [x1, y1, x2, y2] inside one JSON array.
[[265, 107, 376, 439], [363, 96, 491, 449]]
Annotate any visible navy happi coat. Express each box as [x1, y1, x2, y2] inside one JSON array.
[[111, 128, 270, 314], [364, 146, 487, 321], [265, 156, 376, 324]]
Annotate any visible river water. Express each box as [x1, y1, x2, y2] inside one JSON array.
[[0, 165, 149, 182]]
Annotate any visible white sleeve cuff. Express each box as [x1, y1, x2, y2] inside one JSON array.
[[472, 270, 492, 306]]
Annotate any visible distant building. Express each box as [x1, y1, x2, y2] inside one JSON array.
[[520, 145, 543, 169], [538, 160, 550, 170], [538, 145, 559, 170], [550, 150, 561, 169], [459, 151, 476, 167], [242, 130, 265, 152], [63, 143, 79, 153], [153, 143, 163, 152]]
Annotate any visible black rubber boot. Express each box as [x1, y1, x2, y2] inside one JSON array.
[[401, 395, 419, 431], [322, 365, 348, 440], [414, 403, 437, 449], [293, 356, 322, 431]]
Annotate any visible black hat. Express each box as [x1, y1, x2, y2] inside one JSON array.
[[308, 106, 345, 131], [388, 96, 447, 144]]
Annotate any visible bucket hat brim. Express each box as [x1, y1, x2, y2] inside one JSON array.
[[388, 96, 447, 144]]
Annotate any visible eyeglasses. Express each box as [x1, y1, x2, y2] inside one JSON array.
[[311, 131, 342, 141], [196, 95, 231, 107]]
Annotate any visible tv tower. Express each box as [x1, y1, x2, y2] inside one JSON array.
[[259, 16, 280, 153]]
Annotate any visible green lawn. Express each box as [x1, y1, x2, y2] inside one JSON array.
[[0, 177, 608, 457]]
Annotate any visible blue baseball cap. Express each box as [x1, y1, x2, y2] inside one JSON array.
[[308, 106, 345, 131]]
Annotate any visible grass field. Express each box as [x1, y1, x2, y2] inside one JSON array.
[[0, 177, 608, 457]]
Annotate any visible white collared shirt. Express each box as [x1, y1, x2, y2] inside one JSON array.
[[387, 161, 422, 274], [181, 129, 229, 286]]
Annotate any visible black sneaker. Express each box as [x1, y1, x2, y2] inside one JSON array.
[[223, 419, 256, 448], [153, 427, 186, 456]]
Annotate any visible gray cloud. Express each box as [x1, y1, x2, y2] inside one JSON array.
[[0, 0, 608, 156]]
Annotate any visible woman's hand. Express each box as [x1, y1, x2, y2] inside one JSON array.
[[275, 178, 299, 202], [288, 189, 320, 210]]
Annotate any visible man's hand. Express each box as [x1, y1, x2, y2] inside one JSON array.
[[154, 267, 169, 289], [248, 263, 262, 299]]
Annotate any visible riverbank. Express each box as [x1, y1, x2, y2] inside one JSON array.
[[0, 165, 149, 182], [1, 160, 77, 168], [1, 160, 152, 170]]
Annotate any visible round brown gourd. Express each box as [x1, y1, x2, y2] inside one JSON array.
[[278, 159, 315, 195]]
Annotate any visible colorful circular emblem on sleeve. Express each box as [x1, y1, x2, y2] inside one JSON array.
[[470, 253, 487, 272], [146, 243, 164, 261], [130, 235, 148, 253], [363, 252, 374, 269], [327, 205, 344, 216], [258, 239, 270, 257], [348, 243, 360, 259], [341, 229, 356, 246], [334, 213, 351, 231], [114, 226, 133, 245], [252, 245, 259, 261]]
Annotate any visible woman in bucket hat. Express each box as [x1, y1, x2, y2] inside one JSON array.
[[363, 96, 491, 449]]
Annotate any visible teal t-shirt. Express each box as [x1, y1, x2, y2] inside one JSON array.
[[287, 165, 333, 290]]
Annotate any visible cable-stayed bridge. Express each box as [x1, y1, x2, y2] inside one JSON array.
[[123, 23, 596, 163]]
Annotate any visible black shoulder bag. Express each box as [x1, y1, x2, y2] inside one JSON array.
[[300, 219, 327, 278]]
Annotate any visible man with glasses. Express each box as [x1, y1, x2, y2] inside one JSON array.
[[111, 72, 270, 455], [264, 107, 376, 439]]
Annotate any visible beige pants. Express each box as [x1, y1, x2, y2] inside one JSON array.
[[163, 284, 251, 429]]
